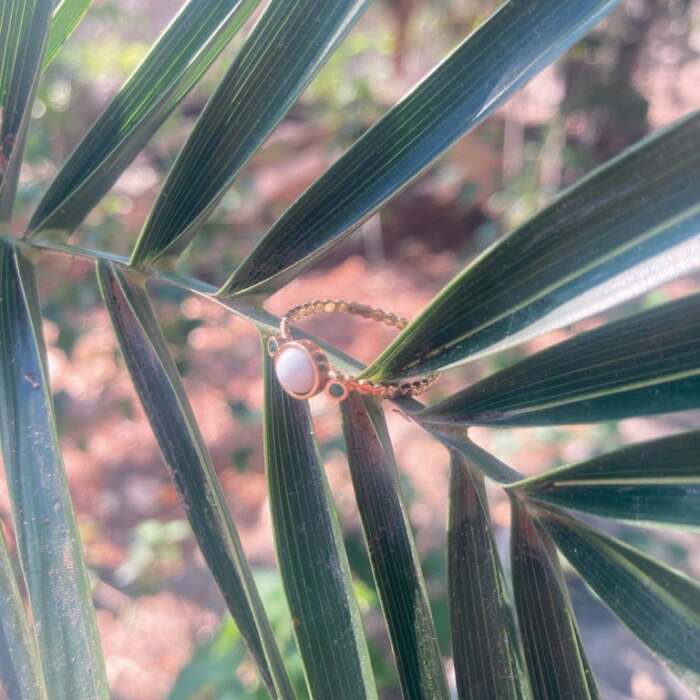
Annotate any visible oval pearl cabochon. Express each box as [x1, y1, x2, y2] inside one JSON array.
[[275, 346, 318, 395]]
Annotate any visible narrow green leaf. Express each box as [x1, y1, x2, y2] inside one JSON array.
[[448, 451, 529, 699], [365, 110, 700, 380], [263, 348, 377, 700], [511, 430, 700, 529], [96, 262, 294, 699], [0, 525, 47, 700], [42, 0, 91, 70], [0, 238, 108, 698], [538, 506, 700, 692], [131, 0, 369, 266], [0, 0, 53, 220], [27, 0, 261, 237], [420, 292, 700, 427], [340, 394, 448, 699], [510, 499, 599, 699], [222, 0, 621, 297], [0, 3, 28, 108]]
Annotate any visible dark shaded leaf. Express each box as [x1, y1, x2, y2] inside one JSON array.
[[222, 0, 621, 297], [365, 111, 700, 380], [96, 262, 293, 699], [263, 348, 377, 700], [0, 238, 108, 698], [448, 450, 529, 699], [511, 430, 700, 529], [538, 506, 700, 691], [420, 292, 700, 427], [0, 526, 47, 700], [28, 0, 261, 237], [131, 0, 368, 265], [0, 0, 53, 220], [42, 0, 91, 70], [510, 499, 599, 699], [340, 394, 448, 699]]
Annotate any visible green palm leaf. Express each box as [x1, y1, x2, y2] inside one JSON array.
[[27, 0, 261, 237], [3, 2, 700, 697], [511, 430, 700, 529], [131, 0, 369, 266], [510, 499, 599, 699], [0, 526, 47, 700], [365, 110, 700, 380], [420, 291, 700, 427], [222, 0, 621, 297], [340, 394, 449, 699], [449, 451, 529, 699], [263, 348, 377, 700], [42, 0, 91, 70], [97, 262, 294, 699], [0, 0, 53, 220], [539, 506, 700, 691], [0, 3, 29, 108], [0, 238, 108, 699]]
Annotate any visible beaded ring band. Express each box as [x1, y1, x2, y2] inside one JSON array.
[[267, 299, 440, 402]]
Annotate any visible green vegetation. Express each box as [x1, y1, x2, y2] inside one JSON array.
[[1, 1, 699, 698]]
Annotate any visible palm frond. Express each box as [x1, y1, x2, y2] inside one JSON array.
[[0, 526, 47, 700], [97, 262, 294, 699], [0, 239, 108, 698], [341, 394, 449, 699], [365, 111, 700, 380], [510, 500, 599, 700], [420, 292, 700, 427], [449, 451, 529, 699], [538, 506, 700, 691], [263, 349, 377, 699], [131, 0, 369, 266], [0, 0, 53, 220], [42, 0, 92, 70], [28, 0, 261, 237], [511, 430, 700, 530], [222, 0, 621, 297]]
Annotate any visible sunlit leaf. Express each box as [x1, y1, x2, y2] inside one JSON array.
[[222, 0, 621, 297], [97, 262, 293, 699], [420, 292, 700, 427], [0, 525, 47, 700], [448, 451, 529, 699], [263, 348, 377, 700], [341, 394, 449, 699], [0, 0, 53, 220], [364, 111, 700, 380], [28, 0, 261, 237], [131, 0, 369, 266], [538, 506, 700, 692], [42, 0, 91, 70], [0, 238, 108, 698], [510, 499, 599, 699], [511, 430, 700, 529]]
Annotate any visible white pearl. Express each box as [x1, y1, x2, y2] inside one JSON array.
[[275, 346, 317, 396]]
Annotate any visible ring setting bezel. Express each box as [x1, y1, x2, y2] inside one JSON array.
[[268, 338, 331, 400]]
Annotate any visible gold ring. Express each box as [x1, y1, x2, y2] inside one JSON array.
[[267, 299, 439, 402]]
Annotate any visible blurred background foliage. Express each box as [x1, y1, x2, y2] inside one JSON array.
[[2, 0, 700, 698]]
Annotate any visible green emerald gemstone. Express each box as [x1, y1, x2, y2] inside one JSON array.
[[268, 338, 279, 355], [328, 382, 345, 398]]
